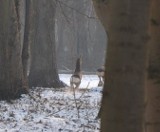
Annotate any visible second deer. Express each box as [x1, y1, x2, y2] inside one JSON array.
[[97, 65, 105, 86]]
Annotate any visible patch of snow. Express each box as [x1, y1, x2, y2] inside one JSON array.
[[0, 74, 102, 132], [59, 74, 101, 89]]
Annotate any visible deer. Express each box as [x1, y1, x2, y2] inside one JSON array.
[[96, 65, 105, 86], [70, 57, 82, 89]]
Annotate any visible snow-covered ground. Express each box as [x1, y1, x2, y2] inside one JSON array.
[[0, 74, 102, 132]]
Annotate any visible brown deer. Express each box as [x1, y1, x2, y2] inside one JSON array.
[[70, 57, 82, 89], [97, 65, 105, 86]]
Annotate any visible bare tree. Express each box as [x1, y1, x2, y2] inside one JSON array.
[[0, 0, 28, 100], [93, 0, 150, 131], [29, 0, 65, 88]]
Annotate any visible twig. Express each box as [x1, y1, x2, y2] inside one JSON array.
[[58, 0, 72, 24], [56, 0, 97, 19], [49, 107, 67, 115]]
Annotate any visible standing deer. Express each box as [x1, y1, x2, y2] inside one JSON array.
[[70, 57, 82, 89], [97, 65, 105, 86]]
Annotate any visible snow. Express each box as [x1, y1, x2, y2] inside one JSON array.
[[0, 74, 102, 132]]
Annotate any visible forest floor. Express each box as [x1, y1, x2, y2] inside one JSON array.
[[0, 74, 102, 132]]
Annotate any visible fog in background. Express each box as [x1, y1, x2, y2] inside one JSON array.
[[55, 0, 107, 73]]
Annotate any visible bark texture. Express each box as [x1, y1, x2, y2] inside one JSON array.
[[0, 0, 27, 100], [145, 0, 160, 131], [22, 0, 31, 80], [92, 0, 150, 132]]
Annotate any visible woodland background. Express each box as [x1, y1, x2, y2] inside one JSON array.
[[0, 0, 160, 132]]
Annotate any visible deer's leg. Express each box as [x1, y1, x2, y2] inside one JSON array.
[[75, 81, 81, 89], [98, 80, 103, 86], [98, 76, 102, 86], [99, 75, 102, 81], [70, 81, 74, 88]]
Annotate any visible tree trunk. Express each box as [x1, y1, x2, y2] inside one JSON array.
[[15, 0, 31, 90], [22, 0, 31, 81], [145, 0, 160, 131], [92, 0, 150, 132], [29, 0, 65, 88], [0, 0, 27, 100]]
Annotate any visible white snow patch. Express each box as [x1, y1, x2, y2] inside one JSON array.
[[59, 74, 101, 89], [0, 74, 102, 132]]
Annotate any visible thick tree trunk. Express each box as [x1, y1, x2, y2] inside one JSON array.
[[0, 0, 27, 100], [92, 0, 150, 132], [29, 0, 65, 88], [145, 0, 160, 131]]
